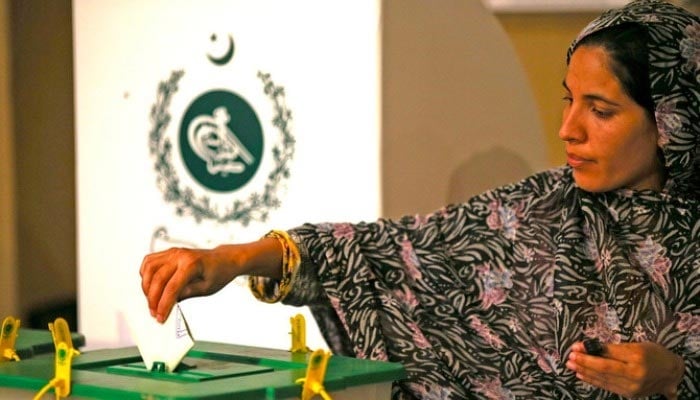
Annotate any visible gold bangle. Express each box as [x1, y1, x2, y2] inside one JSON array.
[[249, 230, 300, 303]]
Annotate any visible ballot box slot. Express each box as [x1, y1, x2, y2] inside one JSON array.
[[186, 349, 307, 370]]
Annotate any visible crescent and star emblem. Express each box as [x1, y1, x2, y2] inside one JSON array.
[[207, 34, 235, 65]]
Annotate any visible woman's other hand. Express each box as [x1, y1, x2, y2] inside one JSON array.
[[566, 341, 685, 399]]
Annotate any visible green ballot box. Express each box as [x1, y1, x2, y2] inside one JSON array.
[[0, 341, 405, 399]]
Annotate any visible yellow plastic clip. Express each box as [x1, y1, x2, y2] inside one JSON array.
[[49, 318, 78, 355], [295, 349, 332, 400], [290, 314, 311, 354], [0, 316, 21, 363], [53, 341, 76, 397], [33, 318, 80, 400]]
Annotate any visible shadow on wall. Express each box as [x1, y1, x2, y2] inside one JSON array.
[[447, 146, 533, 204], [27, 298, 77, 331]]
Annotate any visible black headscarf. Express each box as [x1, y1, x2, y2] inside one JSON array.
[[570, 0, 699, 199]]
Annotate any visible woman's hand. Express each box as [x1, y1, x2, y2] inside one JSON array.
[[566, 341, 685, 399], [139, 238, 283, 323], [140, 247, 238, 323]]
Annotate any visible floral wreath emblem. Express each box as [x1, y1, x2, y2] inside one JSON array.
[[148, 70, 295, 226]]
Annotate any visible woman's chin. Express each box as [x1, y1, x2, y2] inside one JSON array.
[[572, 174, 611, 193]]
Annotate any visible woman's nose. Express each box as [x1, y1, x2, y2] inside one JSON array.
[[558, 106, 585, 143]]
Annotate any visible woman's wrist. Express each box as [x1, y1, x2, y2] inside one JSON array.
[[248, 230, 301, 304], [246, 237, 285, 279], [211, 238, 283, 280]]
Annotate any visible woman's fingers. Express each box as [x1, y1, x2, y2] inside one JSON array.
[[139, 246, 242, 323], [156, 261, 201, 322], [147, 262, 177, 321], [140, 252, 161, 298], [139, 248, 203, 322], [567, 350, 636, 395], [567, 341, 683, 398]]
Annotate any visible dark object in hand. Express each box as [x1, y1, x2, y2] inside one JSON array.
[[583, 338, 604, 356]]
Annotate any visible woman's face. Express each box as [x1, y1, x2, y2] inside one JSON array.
[[559, 45, 664, 192]]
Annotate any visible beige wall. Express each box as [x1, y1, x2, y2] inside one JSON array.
[[382, 0, 549, 218], [497, 12, 600, 166], [5, 0, 75, 323], [0, 0, 18, 319]]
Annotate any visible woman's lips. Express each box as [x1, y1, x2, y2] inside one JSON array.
[[566, 153, 590, 168]]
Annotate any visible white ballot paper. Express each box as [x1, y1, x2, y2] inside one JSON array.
[[128, 303, 194, 372]]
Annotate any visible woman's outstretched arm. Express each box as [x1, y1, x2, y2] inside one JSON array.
[[139, 238, 283, 323]]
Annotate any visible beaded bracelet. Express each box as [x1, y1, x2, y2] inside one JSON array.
[[249, 230, 301, 303]]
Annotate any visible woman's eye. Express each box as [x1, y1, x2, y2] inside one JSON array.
[[592, 107, 613, 119], [562, 96, 572, 104]]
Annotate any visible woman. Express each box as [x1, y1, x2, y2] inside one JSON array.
[[140, 1, 699, 398]]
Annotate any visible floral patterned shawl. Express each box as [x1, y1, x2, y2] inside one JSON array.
[[258, 1, 700, 398]]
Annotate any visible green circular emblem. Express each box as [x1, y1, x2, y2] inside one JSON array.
[[149, 70, 295, 226], [2, 323, 12, 336], [58, 348, 67, 361], [179, 90, 263, 192]]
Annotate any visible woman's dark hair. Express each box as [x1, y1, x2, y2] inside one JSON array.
[[573, 23, 655, 118]]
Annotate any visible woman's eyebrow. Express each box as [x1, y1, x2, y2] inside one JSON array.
[[561, 79, 622, 107]]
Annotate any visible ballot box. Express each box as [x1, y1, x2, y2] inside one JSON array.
[[14, 328, 85, 360], [0, 341, 405, 399]]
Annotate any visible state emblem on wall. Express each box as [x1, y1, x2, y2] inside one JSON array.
[[148, 33, 295, 226]]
